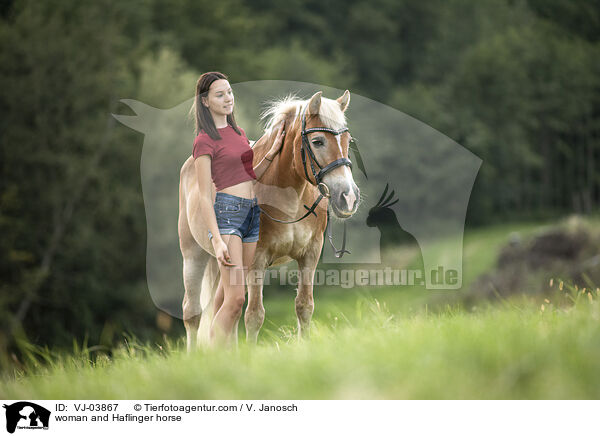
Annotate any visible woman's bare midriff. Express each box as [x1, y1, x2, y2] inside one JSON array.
[[218, 180, 255, 199]]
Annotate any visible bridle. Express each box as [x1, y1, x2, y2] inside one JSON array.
[[260, 102, 355, 257], [299, 103, 352, 197]]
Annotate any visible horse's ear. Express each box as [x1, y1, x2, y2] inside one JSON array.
[[307, 91, 322, 116], [337, 90, 350, 112]]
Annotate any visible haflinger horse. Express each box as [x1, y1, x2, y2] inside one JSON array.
[[178, 90, 360, 350]]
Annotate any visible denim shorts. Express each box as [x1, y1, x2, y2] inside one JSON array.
[[208, 192, 261, 243]]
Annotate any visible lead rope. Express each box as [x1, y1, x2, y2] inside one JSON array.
[[259, 193, 325, 224], [326, 209, 350, 258]]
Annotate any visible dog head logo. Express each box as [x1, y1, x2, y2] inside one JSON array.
[[3, 402, 50, 434]]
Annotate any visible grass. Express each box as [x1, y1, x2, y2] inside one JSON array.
[[1, 218, 599, 399], [261, 219, 546, 328], [1, 288, 599, 399]]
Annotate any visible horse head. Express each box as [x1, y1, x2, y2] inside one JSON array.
[[297, 90, 361, 219]]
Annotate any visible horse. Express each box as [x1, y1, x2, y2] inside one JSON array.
[[178, 90, 361, 350]]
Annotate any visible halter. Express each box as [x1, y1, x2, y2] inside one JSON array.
[[260, 102, 354, 257], [299, 103, 353, 193]]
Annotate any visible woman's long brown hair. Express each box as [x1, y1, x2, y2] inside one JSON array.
[[192, 71, 241, 140]]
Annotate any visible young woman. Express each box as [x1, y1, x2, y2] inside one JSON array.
[[192, 71, 285, 345]]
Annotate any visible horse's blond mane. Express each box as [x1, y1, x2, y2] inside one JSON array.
[[260, 92, 346, 134]]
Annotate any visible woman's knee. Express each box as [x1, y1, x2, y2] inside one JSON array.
[[222, 294, 246, 318]]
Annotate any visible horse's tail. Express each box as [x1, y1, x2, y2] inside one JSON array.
[[197, 254, 220, 346]]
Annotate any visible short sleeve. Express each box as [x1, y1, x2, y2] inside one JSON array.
[[193, 136, 214, 159], [239, 127, 250, 145]]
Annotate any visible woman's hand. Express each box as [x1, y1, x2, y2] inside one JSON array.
[[266, 122, 285, 160], [212, 238, 236, 267]]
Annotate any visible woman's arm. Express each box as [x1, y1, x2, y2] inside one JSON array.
[[253, 123, 285, 181], [194, 156, 235, 266]]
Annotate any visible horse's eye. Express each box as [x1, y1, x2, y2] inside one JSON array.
[[312, 140, 323, 147]]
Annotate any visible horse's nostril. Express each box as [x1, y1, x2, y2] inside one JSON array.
[[341, 189, 357, 211]]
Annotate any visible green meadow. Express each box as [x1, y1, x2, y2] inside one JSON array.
[[3, 0, 599, 403], [1, 221, 599, 399]]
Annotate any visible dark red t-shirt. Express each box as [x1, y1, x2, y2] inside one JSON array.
[[193, 125, 257, 191]]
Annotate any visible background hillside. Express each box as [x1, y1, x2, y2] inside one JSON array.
[[0, 0, 599, 373]]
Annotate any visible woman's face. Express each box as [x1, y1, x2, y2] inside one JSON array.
[[203, 79, 234, 117]]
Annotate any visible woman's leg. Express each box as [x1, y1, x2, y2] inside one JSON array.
[[213, 277, 224, 318], [229, 241, 258, 344], [242, 242, 258, 274], [242, 241, 262, 342], [213, 276, 242, 339], [210, 234, 245, 346]]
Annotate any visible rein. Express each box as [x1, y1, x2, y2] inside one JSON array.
[[258, 103, 353, 258]]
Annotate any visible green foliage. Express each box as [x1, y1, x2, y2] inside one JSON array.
[[1, 294, 599, 399], [1, 0, 599, 369], [0, 0, 165, 363]]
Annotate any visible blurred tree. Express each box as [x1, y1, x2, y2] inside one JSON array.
[[0, 0, 163, 364], [1, 0, 599, 363], [526, 0, 600, 42]]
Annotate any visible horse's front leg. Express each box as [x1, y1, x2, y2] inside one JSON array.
[[296, 245, 321, 339], [182, 255, 204, 353]]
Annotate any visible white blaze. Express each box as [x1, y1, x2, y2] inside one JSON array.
[[336, 135, 357, 211]]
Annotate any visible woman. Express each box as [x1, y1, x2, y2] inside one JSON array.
[[192, 71, 285, 345]]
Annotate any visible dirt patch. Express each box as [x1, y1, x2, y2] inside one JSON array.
[[467, 216, 600, 303]]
